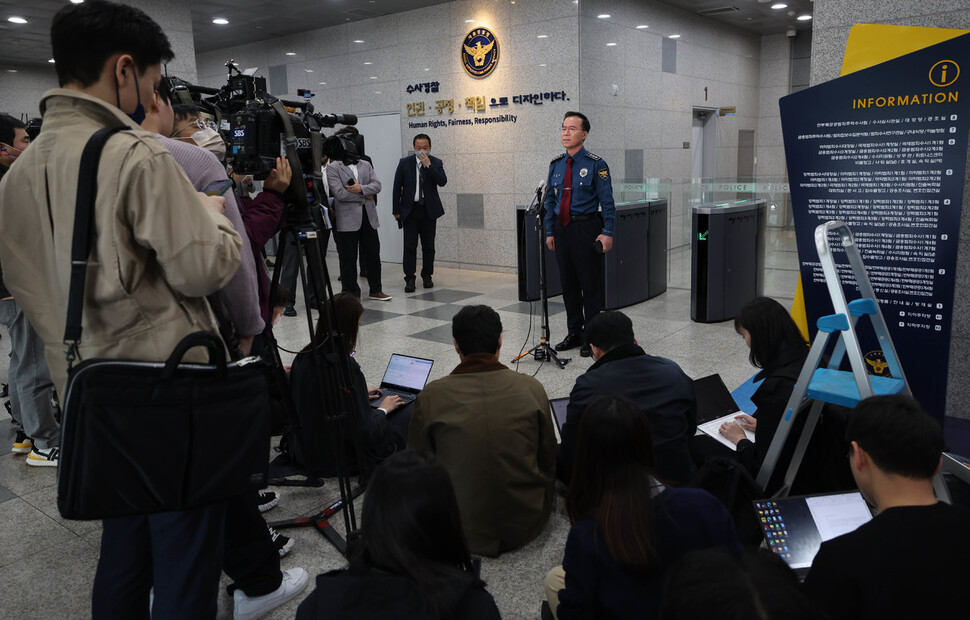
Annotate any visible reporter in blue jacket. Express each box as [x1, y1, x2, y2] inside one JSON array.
[[544, 112, 616, 358]]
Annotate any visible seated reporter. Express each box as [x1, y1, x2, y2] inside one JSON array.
[[296, 450, 500, 619], [559, 311, 696, 486], [289, 293, 410, 476], [691, 297, 809, 478], [545, 396, 739, 620], [803, 395, 970, 620], [407, 305, 556, 557]]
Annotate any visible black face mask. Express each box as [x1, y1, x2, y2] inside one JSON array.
[[115, 69, 146, 125]]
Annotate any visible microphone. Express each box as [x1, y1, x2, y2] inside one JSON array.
[[535, 180, 546, 203]]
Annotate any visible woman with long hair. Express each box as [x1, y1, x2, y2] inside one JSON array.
[[288, 292, 410, 475], [296, 451, 500, 619], [545, 396, 739, 619], [715, 296, 810, 475]]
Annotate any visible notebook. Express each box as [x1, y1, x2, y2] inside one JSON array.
[[753, 491, 874, 578], [369, 354, 434, 409]]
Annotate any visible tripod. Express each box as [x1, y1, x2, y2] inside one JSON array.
[[257, 99, 368, 555], [512, 184, 570, 369]]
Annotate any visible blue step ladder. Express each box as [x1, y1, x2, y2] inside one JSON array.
[[756, 220, 910, 494]]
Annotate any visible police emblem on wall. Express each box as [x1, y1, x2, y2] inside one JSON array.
[[462, 28, 499, 78]]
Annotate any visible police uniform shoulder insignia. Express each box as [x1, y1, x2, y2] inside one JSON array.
[[585, 152, 602, 161], [598, 168, 609, 180], [550, 153, 566, 164]]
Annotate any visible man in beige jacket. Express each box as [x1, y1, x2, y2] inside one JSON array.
[[0, 2, 240, 618]]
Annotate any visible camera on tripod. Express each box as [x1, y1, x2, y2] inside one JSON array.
[[172, 61, 360, 182]]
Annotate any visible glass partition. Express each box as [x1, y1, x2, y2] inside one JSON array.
[[670, 176, 797, 299]]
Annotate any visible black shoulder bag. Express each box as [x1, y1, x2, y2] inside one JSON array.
[[57, 126, 271, 520]]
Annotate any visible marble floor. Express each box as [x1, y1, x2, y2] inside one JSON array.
[[4, 233, 968, 619], [0, 242, 798, 620]]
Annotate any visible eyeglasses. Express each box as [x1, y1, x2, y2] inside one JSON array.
[[171, 117, 216, 137]]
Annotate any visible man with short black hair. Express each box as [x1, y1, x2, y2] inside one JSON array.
[[0, 114, 29, 180], [408, 305, 556, 556], [392, 133, 447, 292], [0, 2, 242, 617], [558, 310, 696, 485], [545, 111, 615, 357], [804, 395, 970, 619]]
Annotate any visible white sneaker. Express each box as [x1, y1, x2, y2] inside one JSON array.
[[233, 567, 309, 620], [26, 445, 59, 467]]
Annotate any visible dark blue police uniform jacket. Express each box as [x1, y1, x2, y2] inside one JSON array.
[[543, 146, 616, 238]]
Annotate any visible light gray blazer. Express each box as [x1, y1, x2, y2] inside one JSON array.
[[326, 160, 382, 232]]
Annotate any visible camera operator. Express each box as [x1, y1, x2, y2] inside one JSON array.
[[171, 102, 226, 162], [0, 2, 241, 617], [231, 154, 294, 343], [141, 78, 263, 356], [139, 83, 308, 616]]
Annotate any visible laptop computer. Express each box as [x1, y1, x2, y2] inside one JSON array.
[[753, 491, 874, 579], [693, 373, 743, 425], [369, 354, 434, 409], [549, 397, 569, 441]]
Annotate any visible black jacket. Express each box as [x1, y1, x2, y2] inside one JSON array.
[[288, 351, 409, 476], [735, 342, 809, 477], [559, 344, 697, 485], [296, 570, 501, 620], [392, 154, 447, 221]]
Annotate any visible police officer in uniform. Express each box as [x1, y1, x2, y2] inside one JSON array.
[[544, 111, 616, 358]]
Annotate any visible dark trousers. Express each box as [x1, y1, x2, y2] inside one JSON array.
[[554, 217, 603, 335], [280, 224, 330, 308], [403, 204, 436, 280], [223, 491, 282, 597], [335, 218, 382, 297], [92, 502, 226, 620]]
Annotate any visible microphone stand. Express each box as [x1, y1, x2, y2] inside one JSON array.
[[512, 184, 570, 369]]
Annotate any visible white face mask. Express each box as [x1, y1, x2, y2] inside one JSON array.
[[193, 128, 226, 162]]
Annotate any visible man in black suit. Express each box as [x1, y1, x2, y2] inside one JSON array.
[[392, 134, 447, 292]]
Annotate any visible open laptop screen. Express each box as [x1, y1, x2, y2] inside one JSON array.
[[549, 397, 569, 432], [383, 354, 434, 392], [754, 491, 873, 574], [693, 373, 743, 424]]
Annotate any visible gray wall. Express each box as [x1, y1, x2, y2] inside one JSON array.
[[579, 0, 762, 250], [197, 0, 580, 273], [0, 0, 196, 117], [0, 67, 57, 119], [811, 0, 970, 419], [755, 34, 791, 181]]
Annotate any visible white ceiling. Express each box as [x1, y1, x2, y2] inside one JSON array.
[[0, 0, 812, 69]]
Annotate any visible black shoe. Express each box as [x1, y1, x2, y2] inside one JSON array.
[[283, 306, 297, 317], [580, 344, 593, 358], [404, 278, 416, 293], [423, 276, 434, 289], [555, 333, 583, 351]]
